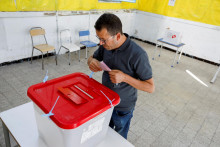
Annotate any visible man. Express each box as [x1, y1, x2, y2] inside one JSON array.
[[88, 13, 155, 139]]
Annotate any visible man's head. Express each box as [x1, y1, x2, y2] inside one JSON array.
[[95, 13, 123, 36], [94, 13, 124, 50]]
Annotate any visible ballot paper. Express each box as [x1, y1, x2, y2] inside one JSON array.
[[100, 61, 111, 71], [89, 61, 110, 79], [100, 61, 119, 86]]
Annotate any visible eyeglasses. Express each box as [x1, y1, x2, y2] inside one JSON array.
[[96, 35, 114, 44]]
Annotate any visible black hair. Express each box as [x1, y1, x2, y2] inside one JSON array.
[[94, 13, 123, 36]]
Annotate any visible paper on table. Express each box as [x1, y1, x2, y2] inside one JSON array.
[[100, 61, 111, 71]]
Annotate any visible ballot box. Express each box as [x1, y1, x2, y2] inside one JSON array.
[[27, 72, 120, 147]]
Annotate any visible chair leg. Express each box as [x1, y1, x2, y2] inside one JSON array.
[[42, 53, 44, 70], [78, 50, 80, 62], [58, 46, 62, 55], [47, 51, 48, 58], [85, 47, 88, 59], [159, 43, 163, 57], [68, 50, 70, 65], [31, 48, 34, 64], [54, 50, 57, 65]]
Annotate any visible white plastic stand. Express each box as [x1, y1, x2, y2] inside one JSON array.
[[152, 38, 185, 67], [0, 102, 134, 147]]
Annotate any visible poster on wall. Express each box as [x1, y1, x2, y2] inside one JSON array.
[[168, 0, 176, 6]]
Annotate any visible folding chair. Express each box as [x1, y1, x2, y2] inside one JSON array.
[[30, 27, 57, 70], [58, 29, 81, 65], [79, 30, 97, 59]]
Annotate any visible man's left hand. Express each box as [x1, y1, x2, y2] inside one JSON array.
[[109, 70, 126, 84]]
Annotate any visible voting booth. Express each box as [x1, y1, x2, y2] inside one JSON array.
[[27, 72, 120, 147]]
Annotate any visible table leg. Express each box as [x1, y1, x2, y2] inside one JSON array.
[[171, 47, 179, 67], [2, 121, 11, 147], [210, 66, 220, 83], [159, 43, 163, 57], [177, 46, 184, 64], [68, 50, 70, 65], [152, 42, 159, 60], [85, 47, 88, 59]]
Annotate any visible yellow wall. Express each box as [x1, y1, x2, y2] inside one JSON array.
[[0, 0, 219, 26], [0, 0, 138, 11], [138, 0, 220, 26]]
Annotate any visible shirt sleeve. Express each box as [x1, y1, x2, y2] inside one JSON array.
[[93, 46, 103, 61], [133, 52, 152, 81]]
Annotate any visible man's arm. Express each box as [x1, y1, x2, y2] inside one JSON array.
[[88, 56, 102, 72], [109, 70, 155, 93]]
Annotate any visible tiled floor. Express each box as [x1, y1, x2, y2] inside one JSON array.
[[0, 39, 220, 147]]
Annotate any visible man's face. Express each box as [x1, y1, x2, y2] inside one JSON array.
[[96, 28, 118, 50]]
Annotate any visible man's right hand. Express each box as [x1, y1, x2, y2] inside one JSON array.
[[88, 56, 102, 72]]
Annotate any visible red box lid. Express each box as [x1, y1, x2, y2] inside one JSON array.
[[27, 72, 120, 129]]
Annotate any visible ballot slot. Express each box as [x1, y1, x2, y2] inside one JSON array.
[[58, 87, 88, 105], [74, 82, 100, 99], [74, 85, 94, 99]]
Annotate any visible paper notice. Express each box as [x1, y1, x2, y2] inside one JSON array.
[[81, 117, 105, 143], [168, 0, 176, 6]]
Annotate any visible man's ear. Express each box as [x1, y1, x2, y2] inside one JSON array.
[[116, 33, 121, 41]]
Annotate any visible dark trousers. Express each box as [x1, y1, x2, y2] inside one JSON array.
[[109, 108, 134, 139]]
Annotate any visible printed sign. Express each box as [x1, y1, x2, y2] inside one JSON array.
[[81, 117, 105, 143], [168, 0, 176, 6], [163, 29, 181, 45]]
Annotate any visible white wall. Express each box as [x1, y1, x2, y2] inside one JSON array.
[[0, 10, 135, 63], [0, 12, 58, 63], [0, 10, 219, 64], [133, 10, 220, 63]]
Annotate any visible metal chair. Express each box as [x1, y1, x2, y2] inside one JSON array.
[[79, 30, 97, 59], [30, 27, 57, 70], [58, 29, 81, 65]]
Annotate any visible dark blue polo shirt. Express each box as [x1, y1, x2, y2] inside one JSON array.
[[93, 34, 152, 111]]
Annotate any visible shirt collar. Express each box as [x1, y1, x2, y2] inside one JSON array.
[[116, 33, 130, 52]]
